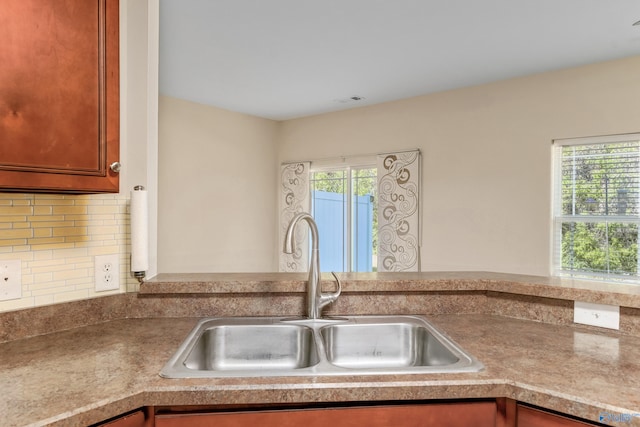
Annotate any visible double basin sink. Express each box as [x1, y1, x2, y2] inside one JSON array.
[[161, 315, 483, 378]]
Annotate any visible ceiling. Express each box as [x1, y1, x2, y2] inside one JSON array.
[[159, 0, 640, 121]]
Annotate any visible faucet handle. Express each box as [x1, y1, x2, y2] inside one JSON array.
[[317, 272, 342, 312], [330, 271, 342, 299]]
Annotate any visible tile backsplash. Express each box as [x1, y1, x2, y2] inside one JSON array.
[[0, 193, 136, 313]]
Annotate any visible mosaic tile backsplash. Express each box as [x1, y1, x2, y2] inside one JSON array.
[[0, 193, 136, 312]]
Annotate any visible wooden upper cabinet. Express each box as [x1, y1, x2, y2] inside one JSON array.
[[0, 0, 119, 193]]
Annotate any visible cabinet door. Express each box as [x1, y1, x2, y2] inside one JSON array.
[[156, 402, 497, 427], [96, 409, 146, 427], [517, 404, 597, 427], [0, 0, 119, 193]]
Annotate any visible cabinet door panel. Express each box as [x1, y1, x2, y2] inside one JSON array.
[[97, 409, 146, 427], [0, 0, 119, 193], [517, 405, 597, 427], [156, 402, 497, 427]]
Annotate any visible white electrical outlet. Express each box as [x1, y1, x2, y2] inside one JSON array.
[[574, 301, 620, 330], [95, 254, 120, 292], [0, 260, 22, 301]]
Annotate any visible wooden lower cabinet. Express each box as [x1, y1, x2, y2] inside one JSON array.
[[155, 401, 497, 427], [149, 400, 602, 427], [516, 404, 598, 427], [94, 409, 147, 427]]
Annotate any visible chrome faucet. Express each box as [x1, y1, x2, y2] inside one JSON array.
[[283, 212, 341, 320]]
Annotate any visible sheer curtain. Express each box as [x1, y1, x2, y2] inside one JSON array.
[[279, 162, 310, 272], [377, 150, 421, 272]]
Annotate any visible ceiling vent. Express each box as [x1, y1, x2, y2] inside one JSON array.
[[334, 96, 366, 104]]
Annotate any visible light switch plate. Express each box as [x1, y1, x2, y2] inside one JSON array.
[[0, 260, 22, 301], [574, 301, 619, 330]]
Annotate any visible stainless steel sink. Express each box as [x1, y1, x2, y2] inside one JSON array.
[[183, 322, 319, 371], [160, 315, 483, 378], [320, 320, 460, 369]]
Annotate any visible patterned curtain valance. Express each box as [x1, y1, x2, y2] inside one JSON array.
[[376, 150, 421, 272], [278, 162, 311, 272]]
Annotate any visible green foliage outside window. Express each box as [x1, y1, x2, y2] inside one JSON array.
[[562, 222, 637, 276], [560, 142, 639, 277]]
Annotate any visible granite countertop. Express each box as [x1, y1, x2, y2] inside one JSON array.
[[1, 314, 639, 427], [142, 271, 640, 308]]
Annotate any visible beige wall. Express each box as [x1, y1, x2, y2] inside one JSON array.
[[158, 56, 640, 276], [278, 56, 640, 276], [158, 96, 279, 272]]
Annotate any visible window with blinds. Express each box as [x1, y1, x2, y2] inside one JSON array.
[[553, 133, 640, 282]]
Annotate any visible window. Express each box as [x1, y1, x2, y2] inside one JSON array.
[[279, 150, 420, 273], [553, 133, 640, 282], [310, 166, 377, 272]]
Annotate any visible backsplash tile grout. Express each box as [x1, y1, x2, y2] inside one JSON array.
[[0, 193, 138, 312]]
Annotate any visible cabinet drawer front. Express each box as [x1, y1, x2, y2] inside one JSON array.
[[518, 405, 597, 427], [97, 409, 145, 427], [156, 402, 497, 427]]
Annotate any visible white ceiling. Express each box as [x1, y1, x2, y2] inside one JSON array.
[[159, 0, 640, 121]]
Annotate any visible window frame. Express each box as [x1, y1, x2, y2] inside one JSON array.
[[552, 132, 640, 283], [309, 158, 377, 273]]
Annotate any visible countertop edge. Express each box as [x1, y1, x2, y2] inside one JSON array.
[[47, 378, 637, 427], [139, 271, 640, 309]]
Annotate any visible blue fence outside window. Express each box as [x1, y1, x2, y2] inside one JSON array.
[[312, 191, 373, 272]]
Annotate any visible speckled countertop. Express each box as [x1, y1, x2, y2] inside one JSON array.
[[2, 272, 640, 426], [142, 271, 640, 308], [2, 313, 639, 427]]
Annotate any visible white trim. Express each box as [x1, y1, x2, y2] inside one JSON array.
[[549, 142, 556, 276], [555, 215, 640, 223], [310, 155, 377, 169], [345, 167, 352, 272], [556, 269, 640, 284], [553, 132, 640, 147], [147, 0, 159, 279], [417, 151, 423, 272], [310, 162, 376, 173]]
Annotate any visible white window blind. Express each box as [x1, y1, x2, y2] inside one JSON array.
[[553, 133, 640, 282]]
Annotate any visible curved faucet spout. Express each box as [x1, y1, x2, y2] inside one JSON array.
[[283, 212, 341, 320], [284, 213, 318, 254]]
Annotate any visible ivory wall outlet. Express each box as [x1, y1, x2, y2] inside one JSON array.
[[95, 254, 120, 292], [574, 301, 620, 330], [0, 260, 22, 301]]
